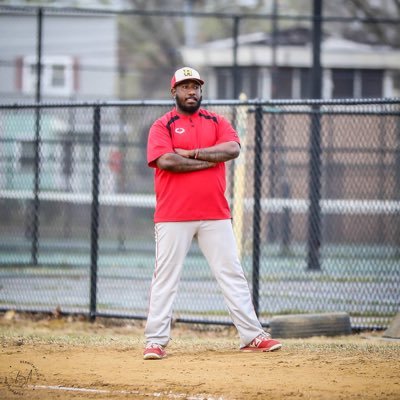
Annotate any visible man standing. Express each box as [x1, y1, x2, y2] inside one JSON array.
[[144, 67, 282, 359]]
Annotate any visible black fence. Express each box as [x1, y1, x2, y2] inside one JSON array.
[[0, 98, 399, 330]]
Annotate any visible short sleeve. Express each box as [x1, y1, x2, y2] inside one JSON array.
[[216, 115, 241, 146], [147, 118, 174, 168]]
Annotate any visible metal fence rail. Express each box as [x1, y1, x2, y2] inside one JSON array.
[[0, 98, 399, 329]]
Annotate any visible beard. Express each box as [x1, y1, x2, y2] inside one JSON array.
[[176, 95, 202, 114]]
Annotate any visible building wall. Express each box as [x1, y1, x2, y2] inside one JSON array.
[[0, 12, 117, 102], [181, 40, 400, 99]]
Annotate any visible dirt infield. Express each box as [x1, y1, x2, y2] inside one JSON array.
[[1, 313, 400, 400]]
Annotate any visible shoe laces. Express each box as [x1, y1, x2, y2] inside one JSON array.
[[145, 343, 164, 350], [252, 332, 272, 345], [259, 331, 272, 340]]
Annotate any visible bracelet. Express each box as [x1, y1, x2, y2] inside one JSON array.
[[194, 148, 199, 159]]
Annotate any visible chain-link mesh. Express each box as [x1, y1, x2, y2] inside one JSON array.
[[0, 99, 399, 329]]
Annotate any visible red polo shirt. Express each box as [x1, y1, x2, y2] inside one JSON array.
[[147, 108, 240, 222]]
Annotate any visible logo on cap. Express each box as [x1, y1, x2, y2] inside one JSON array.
[[183, 68, 194, 77]]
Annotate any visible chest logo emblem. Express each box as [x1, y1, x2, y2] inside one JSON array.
[[175, 128, 185, 134]]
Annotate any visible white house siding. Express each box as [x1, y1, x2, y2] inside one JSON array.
[[0, 12, 118, 193], [0, 12, 118, 102]]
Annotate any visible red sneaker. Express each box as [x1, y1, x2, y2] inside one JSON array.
[[143, 343, 167, 360], [241, 332, 282, 352]]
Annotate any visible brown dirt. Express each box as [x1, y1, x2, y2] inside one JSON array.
[[1, 312, 399, 400]]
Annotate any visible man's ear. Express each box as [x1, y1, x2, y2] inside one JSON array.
[[171, 88, 176, 99]]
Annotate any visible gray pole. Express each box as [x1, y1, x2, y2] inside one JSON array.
[[306, 0, 323, 271], [232, 16, 240, 99], [267, 0, 278, 243], [252, 105, 264, 316], [396, 116, 400, 256], [31, 7, 43, 265], [184, 0, 197, 47], [89, 105, 101, 321], [270, 0, 278, 98]]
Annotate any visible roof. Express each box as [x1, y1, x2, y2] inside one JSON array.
[[181, 27, 400, 69]]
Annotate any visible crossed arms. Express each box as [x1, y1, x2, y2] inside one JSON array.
[[156, 141, 240, 172]]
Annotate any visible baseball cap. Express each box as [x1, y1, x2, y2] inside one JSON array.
[[171, 67, 204, 89]]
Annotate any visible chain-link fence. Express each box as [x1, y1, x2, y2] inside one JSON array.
[[0, 98, 399, 329]]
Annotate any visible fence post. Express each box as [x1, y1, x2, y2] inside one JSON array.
[[281, 180, 292, 253], [252, 104, 264, 316], [307, 0, 323, 271], [307, 107, 322, 271], [89, 105, 101, 321], [396, 115, 400, 256], [30, 7, 43, 266], [232, 15, 240, 99], [267, 110, 278, 243]]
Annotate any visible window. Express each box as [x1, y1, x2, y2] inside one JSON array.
[[331, 68, 383, 98], [332, 69, 354, 98], [215, 67, 259, 99], [215, 67, 385, 100], [63, 138, 73, 176], [51, 64, 67, 87], [240, 67, 259, 98], [272, 68, 293, 99], [361, 70, 383, 98], [22, 56, 74, 96], [271, 67, 310, 99], [216, 68, 233, 99], [20, 141, 36, 170], [300, 68, 311, 99], [393, 71, 400, 97]]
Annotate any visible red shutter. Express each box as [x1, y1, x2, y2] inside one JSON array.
[[15, 56, 23, 91], [73, 57, 79, 92]]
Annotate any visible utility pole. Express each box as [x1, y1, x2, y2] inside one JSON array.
[[184, 0, 197, 47]]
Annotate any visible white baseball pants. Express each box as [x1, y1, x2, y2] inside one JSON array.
[[144, 219, 264, 348]]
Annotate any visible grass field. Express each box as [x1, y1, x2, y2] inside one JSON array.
[[1, 312, 399, 400]]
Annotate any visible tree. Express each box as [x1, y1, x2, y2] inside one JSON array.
[[118, 0, 297, 98], [117, 0, 400, 98], [324, 0, 400, 47]]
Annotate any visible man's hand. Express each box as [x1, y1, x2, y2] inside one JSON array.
[[174, 148, 194, 158], [175, 142, 240, 163], [156, 152, 216, 172]]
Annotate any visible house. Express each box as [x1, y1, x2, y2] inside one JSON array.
[[0, 10, 118, 102], [180, 27, 400, 99], [0, 10, 119, 193]]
